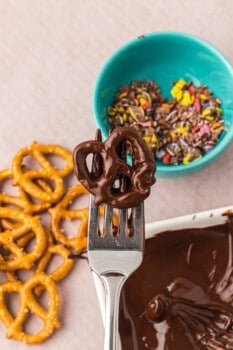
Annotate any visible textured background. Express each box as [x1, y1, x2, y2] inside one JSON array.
[[0, 1, 232, 349]]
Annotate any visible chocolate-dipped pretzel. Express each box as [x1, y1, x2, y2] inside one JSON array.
[[73, 127, 155, 209]]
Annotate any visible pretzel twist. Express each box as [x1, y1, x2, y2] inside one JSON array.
[[0, 169, 53, 232], [49, 184, 89, 252], [0, 207, 47, 271], [35, 243, 74, 295], [73, 127, 155, 209], [0, 273, 61, 344], [11, 142, 73, 204]]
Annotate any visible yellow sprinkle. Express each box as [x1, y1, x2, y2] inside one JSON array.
[[118, 92, 127, 98], [128, 108, 137, 120], [171, 79, 187, 100], [180, 91, 194, 106], [175, 79, 187, 89], [172, 89, 183, 101], [183, 154, 190, 164], [215, 107, 222, 113], [202, 108, 211, 116], [176, 127, 187, 135], [151, 134, 157, 143], [116, 106, 125, 113], [170, 132, 177, 140], [200, 93, 208, 100], [205, 115, 214, 121], [123, 113, 128, 122], [128, 106, 144, 120], [143, 136, 150, 144], [139, 97, 147, 106], [141, 91, 151, 102], [107, 107, 116, 116], [171, 86, 180, 98]]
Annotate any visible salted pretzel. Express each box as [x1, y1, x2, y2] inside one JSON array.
[[49, 184, 90, 252], [73, 127, 156, 209], [0, 207, 47, 271], [0, 272, 60, 344], [3, 228, 53, 284], [4, 230, 76, 289], [11, 142, 73, 204], [35, 243, 74, 296], [0, 169, 53, 231], [49, 183, 118, 251], [1, 230, 40, 283], [0, 141, 100, 344]]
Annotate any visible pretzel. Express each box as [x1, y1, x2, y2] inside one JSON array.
[[0, 207, 47, 271], [73, 127, 156, 209], [11, 142, 73, 204], [2, 229, 53, 284], [0, 272, 60, 344], [0, 169, 54, 232], [35, 243, 74, 296], [1, 231, 38, 283], [49, 183, 119, 251], [0, 142, 93, 344], [4, 229, 74, 289], [49, 184, 90, 252]]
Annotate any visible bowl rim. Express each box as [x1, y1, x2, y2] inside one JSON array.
[[92, 31, 233, 176]]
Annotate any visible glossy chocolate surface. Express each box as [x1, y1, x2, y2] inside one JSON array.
[[119, 217, 233, 349], [73, 127, 156, 209]]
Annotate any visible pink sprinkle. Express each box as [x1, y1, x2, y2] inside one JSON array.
[[138, 121, 152, 127], [198, 124, 211, 137]]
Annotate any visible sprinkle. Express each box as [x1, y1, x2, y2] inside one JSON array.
[[202, 108, 212, 116], [139, 97, 147, 106], [128, 106, 144, 120], [200, 93, 208, 100], [205, 115, 214, 121], [162, 153, 171, 164], [138, 120, 152, 127], [161, 103, 173, 110], [118, 92, 127, 99], [180, 91, 194, 106], [188, 85, 196, 94], [108, 79, 224, 166], [199, 125, 211, 138], [156, 149, 166, 159], [194, 96, 201, 112], [176, 127, 187, 135], [183, 153, 191, 164]]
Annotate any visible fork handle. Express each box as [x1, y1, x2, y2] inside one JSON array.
[[102, 274, 127, 350]]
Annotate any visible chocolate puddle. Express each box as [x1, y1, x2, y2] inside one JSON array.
[[119, 217, 233, 349]]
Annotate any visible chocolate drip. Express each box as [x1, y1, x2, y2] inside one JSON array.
[[145, 291, 233, 348]]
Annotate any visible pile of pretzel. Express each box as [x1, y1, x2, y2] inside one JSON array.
[[0, 142, 91, 344]]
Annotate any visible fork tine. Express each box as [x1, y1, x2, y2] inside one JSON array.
[[119, 208, 127, 236], [131, 202, 145, 248], [88, 195, 99, 250], [104, 205, 113, 236]]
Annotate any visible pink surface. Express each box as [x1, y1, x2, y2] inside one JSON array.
[[0, 1, 233, 349]]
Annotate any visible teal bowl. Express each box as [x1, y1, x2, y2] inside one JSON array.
[[92, 31, 233, 177]]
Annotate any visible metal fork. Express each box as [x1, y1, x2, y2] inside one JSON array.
[[88, 197, 144, 350]]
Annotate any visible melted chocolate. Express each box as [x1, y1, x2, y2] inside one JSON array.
[[73, 127, 156, 209], [119, 218, 233, 349]]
